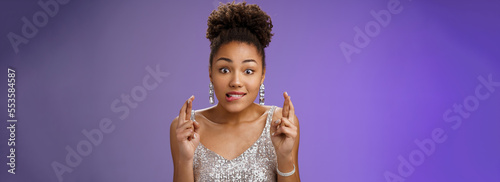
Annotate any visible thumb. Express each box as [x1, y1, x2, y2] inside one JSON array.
[[192, 132, 201, 146], [270, 119, 280, 136]]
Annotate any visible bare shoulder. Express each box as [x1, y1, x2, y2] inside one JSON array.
[[273, 106, 283, 120], [272, 106, 299, 127]]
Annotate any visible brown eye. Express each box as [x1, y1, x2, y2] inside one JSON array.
[[219, 68, 229, 73], [245, 69, 254, 74]]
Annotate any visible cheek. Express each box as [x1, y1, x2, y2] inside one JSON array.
[[213, 81, 226, 94], [212, 78, 230, 97], [248, 79, 262, 92]]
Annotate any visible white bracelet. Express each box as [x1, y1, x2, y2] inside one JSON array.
[[277, 164, 295, 177]]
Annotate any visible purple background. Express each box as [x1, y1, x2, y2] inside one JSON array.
[[1, 0, 500, 181]]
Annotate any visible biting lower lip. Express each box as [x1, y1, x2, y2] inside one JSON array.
[[226, 94, 246, 97], [225, 93, 246, 101]]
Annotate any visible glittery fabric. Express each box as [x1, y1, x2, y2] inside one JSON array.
[[191, 106, 277, 182]]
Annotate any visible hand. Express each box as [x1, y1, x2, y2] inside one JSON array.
[[175, 95, 200, 161], [270, 92, 298, 158]]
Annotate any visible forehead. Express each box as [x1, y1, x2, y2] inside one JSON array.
[[214, 41, 262, 64]]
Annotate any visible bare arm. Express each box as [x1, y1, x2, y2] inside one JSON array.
[[276, 114, 300, 182], [272, 92, 301, 182], [170, 96, 199, 182]]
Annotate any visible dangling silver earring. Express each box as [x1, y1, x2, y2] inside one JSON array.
[[209, 82, 215, 104], [259, 83, 265, 105]]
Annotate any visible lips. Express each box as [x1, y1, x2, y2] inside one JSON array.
[[225, 91, 246, 102]]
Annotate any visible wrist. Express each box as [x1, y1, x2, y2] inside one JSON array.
[[276, 155, 294, 174], [176, 158, 193, 167], [277, 163, 296, 177], [277, 154, 293, 163]]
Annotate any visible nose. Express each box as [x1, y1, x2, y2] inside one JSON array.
[[229, 72, 243, 88]]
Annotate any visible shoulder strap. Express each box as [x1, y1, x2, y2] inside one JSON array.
[[266, 106, 277, 122], [191, 110, 196, 121]]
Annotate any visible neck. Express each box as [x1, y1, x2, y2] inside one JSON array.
[[210, 103, 265, 125]]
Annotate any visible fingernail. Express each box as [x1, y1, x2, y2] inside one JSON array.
[[275, 119, 280, 124], [272, 132, 275, 136]]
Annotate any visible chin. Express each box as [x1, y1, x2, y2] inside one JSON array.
[[220, 101, 253, 113]]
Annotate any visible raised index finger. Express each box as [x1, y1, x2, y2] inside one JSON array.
[[288, 95, 295, 123], [186, 96, 194, 121], [178, 96, 192, 125], [282, 92, 290, 118]]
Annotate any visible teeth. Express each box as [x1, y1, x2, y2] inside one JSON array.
[[228, 94, 244, 98]]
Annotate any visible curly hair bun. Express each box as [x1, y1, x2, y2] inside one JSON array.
[[206, 1, 273, 48]]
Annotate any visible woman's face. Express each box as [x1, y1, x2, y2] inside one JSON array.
[[210, 41, 265, 113]]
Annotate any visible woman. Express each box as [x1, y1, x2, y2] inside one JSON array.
[[170, 2, 300, 181]]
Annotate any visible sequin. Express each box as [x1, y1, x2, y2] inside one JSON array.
[[192, 106, 277, 182]]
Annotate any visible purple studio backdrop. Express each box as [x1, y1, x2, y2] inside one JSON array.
[[1, 0, 499, 181]]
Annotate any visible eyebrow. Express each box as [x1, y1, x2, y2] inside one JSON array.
[[216, 57, 257, 64]]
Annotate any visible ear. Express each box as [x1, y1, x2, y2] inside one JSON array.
[[209, 66, 212, 83], [260, 69, 266, 85]]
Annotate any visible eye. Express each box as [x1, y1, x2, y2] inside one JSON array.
[[219, 67, 229, 74], [245, 69, 254, 75]]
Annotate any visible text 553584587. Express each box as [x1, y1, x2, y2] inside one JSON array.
[[7, 67, 17, 175]]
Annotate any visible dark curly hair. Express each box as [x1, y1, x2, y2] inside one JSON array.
[[206, 1, 273, 72]]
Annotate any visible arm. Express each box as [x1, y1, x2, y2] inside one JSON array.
[[272, 92, 301, 182], [276, 114, 300, 182], [170, 117, 195, 182], [170, 96, 199, 182]]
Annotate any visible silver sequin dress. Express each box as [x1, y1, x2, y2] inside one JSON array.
[[191, 106, 278, 182]]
